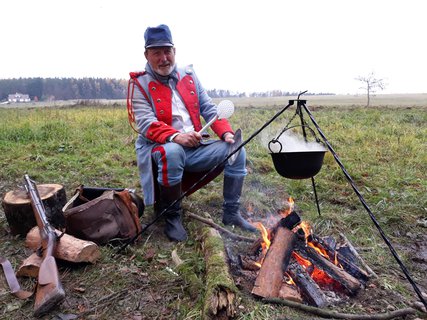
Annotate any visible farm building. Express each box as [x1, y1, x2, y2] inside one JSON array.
[[8, 93, 30, 103]]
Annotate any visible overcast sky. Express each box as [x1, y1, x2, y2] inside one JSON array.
[[1, 0, 426, 94]]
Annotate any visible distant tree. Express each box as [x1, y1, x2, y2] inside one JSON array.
[[355, 72, 386, 107]]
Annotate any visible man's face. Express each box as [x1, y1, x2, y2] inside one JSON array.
[[145, 46, 176, 76]]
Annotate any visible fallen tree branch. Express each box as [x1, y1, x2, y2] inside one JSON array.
[[186, 209, 240, 318], [187, 211, 256, 243], [172, 249, 204, 300], [196, 222, 239, 318], [264, 297, 417, 320]]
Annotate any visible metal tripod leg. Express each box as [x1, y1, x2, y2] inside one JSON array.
[[311, 176, 321, 216]]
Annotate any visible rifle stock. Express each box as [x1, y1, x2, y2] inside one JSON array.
[[24, 174, 65, 317]]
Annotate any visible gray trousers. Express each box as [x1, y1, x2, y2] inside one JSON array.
[[151, 140, 247, 187]]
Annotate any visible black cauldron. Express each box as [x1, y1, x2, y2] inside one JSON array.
[[270, 150, 326, 179]]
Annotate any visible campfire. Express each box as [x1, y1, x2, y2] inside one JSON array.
[[238, 197, 370, 307]]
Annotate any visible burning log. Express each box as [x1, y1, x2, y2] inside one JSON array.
[[287, 261, 328, 307], [251, 212, 301, 298], [295, 241, 361, 295], [338, 232, 378, 279], [239, 256, 260, 271], [25, 226, 100, 264], [278, 283, 303, 303], [310, 235, 370, 283], [248, 237, 264, 256]]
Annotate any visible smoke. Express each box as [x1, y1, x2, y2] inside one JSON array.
[[261, 129, 326, 153]]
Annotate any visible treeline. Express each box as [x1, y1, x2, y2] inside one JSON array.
[[206, 89, 335, 98], [0, 78, 335, 102], [204, 89, 335, 98], [0, 78, 128, 101]]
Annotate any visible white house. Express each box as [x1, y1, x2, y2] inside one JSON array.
[[8, 93, 31, 103]]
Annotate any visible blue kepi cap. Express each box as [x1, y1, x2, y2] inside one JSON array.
[[144, 24, 174, 48]]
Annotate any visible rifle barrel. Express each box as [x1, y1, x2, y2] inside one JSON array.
[[23, 174, 65, 316]]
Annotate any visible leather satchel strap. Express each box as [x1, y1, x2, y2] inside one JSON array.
[[115, 190, 142, 237], [0, 256, 33, 299]]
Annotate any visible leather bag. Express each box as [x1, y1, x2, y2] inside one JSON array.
[[63, 186, 143, 245]]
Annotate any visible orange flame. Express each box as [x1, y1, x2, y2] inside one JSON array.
[[254, 222, 271, 265], [279, 197, 294, 218], [300, 221, 312, 239], [254, 222, 271, 252], [308, 242, 329, 259], [310, 267, 335, 286], [288, 197, 294, 211], [292, 252, 336, 286], [285, 272, 296, 286], [292, 252, 312, 269]]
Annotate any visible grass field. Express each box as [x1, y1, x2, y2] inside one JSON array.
[[0, 96, 426, 319]]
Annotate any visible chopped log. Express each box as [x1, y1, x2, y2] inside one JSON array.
[[310, 235, 370, 283], [278, 283, 303, 303], [248, 237, 263, 256], [25, 226, 100, 264], [248, 211, 301, 256], [252, 225, 297, 298], [2, 184, 66, 236], [296, 242, 361, 295], [239, 256, 260, 271], [16, 253, 42, 278], [287, 261, 328, 307]]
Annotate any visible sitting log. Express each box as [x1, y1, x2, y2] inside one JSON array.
[[2, 183, 66, 236], [25, 226, 100, 264]]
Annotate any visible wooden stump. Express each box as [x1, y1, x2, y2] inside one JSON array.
[[2, 184, 66, 236]]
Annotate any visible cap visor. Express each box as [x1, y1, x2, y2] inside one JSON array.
[[145, 42, 174, 48]]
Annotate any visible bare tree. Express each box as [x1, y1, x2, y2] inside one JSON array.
[[355, 72, 386, 107]]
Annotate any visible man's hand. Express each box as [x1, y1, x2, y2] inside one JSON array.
[[223, 132, 235, 144], [172, 132, 202, 147]]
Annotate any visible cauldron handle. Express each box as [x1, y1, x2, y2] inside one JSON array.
[[268, 139, 283, 153], [276, 124, 318, 141]]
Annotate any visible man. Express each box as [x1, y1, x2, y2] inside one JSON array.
[[128, 24, 256, 241]]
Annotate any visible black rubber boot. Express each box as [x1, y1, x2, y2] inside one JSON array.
[[158, 183, 188, 241], [222, 175, 257, 232]]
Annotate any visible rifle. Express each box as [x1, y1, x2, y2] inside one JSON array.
[[24, 174, 65, 317]]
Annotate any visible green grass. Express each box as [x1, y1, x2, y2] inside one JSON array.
[[0, 101, 426, 319]]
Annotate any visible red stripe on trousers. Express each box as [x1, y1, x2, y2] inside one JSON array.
[[152, 146, 169, 187]]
